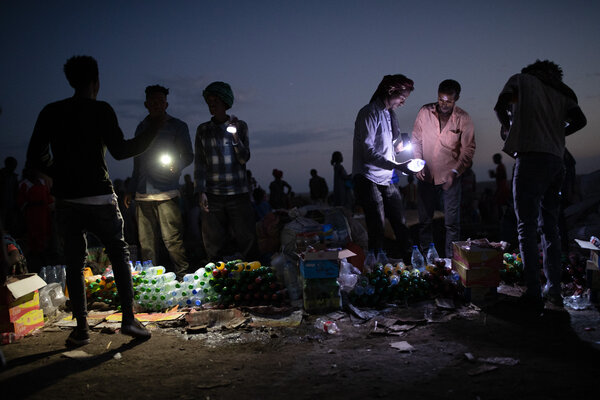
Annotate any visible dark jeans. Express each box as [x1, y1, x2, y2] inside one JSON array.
[[513, 153, 565, 298], [136, 198, 189, 276], [201, 193, 259, 261], [56, 200, 134, 320], [353, 174, 410, 254], [417, 176, 461, 257]]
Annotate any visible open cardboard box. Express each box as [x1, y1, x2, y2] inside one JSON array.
[[1, 273, 47, 337], [300, 249, 356, 279]]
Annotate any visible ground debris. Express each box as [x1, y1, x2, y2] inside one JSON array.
[[390, 341, 415, 352]]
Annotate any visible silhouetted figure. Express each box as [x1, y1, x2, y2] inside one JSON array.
[[495, 59, 587, 311], [352, 74, 416, 259], [252, 187, 272, 221], [246, 169, 258, 193], [331, 151, 354, 210], [26, 55, 157, 345], [0, 156, 20, 236], [124, 85, 192, 278], [412, 79, 476, 257], [309, 169, 329, 205], [489, 153, 511, 220], [269, 169, 292, 210], [194, 81, 259, 261], [17, 168, 55, 273]]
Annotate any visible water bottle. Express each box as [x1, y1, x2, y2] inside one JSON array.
[[426, 243, 439, 266], [141, 266, 166, 277], [135, 261, 143, 272], [364, 250, 376, 273], [314, 317, 340, 334], [411, 245, 425, 272]]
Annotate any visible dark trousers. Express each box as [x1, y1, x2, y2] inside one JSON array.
[[353, 174, 410, 254], [201, 193, 259, 261], [136, 198, 189, 276], [513, 153, 565, 298], [417, 176, 461, 257], [56, 200, 134, 320]]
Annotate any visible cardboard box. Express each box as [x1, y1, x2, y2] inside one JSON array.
[[452, 241, 503, 270], [0, 308, 44, 336], [1, 274, 46, 326], [300, 249, 356, 279], [452, 259, 500, 288], [0, 290, 40, 323], [575, 239, 600, 293], [302, 278, 341, 314]]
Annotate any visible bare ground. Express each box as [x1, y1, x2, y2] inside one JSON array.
[[2, 286, 599, 400]]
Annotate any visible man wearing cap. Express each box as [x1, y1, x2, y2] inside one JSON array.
[[411, 79, 476, 257], [124, 85, 192, 278], [194, 82, 259, 261]]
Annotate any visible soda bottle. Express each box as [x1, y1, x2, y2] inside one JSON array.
[[411, 245, 425, 272], [426, 243, 439, 266], [376, 250, 389, 267]]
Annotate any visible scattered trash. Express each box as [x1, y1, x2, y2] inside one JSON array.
[[464, 352, 476, 362], [479, 357, 519, 366], [564, 291, 592, 310], [62, 350, 94, 360], [113, 352, 122, 360], [468, 364, 498, 376], [315, 317, 340, 334], [390, 341, 415, 352]]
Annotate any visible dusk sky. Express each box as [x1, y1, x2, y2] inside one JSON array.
[[1, 1, 599, 194]]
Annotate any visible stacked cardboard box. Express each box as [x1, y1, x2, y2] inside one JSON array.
[[452, 240, 502, 303], [299, 249, 355, 314], [1, 274, 47, 343]]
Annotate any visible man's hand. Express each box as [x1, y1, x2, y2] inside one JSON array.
[[442, 171, 457, 191], [123, 193, 133, 209], [199, 192, 209, 212]]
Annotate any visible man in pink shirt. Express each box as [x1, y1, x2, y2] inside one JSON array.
[[411, 80, 476, 257]]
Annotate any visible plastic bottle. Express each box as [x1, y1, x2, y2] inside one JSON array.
[[411, 245, 425, 272], [135, 261, 143, 272], [364, 250, 376, 273], [426, 243, 439, 266], [314, 317, 340, 334], [141, 266, 166, 277], [376, 250, 389, 266]]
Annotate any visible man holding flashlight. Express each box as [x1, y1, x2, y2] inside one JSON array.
[[194, 81, 258, 262], [125, 85, 193, 278], [352, 74, 418, 260], [411, 79, 475, 257]]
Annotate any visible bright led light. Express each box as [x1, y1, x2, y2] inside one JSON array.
[[407, 158, 425, 172], [226, 125, 237, 134], [160, 154, 172, 166], [403, 143, 412, 152]]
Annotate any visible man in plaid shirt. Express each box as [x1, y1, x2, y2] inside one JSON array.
[[194, 82, 259, 262]]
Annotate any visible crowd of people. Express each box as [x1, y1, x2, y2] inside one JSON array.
[[0, 55, 587, 346]]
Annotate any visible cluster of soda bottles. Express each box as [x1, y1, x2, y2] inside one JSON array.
[[501, 253, 524, 285], [349, 244, 461, 307], [131, 259, 287, 312]]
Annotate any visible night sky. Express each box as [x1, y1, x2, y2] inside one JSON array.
[[1, 1, 599, 193]]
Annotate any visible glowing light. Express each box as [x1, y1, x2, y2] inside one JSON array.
[[403, 143, 412, 152], [159, 154, 172, 166], [407, 159, 425, 172], [226, 125, 237, 134]]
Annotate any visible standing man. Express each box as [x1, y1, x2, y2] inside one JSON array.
[[309, 169, 329, 205], [412, 79, 475, 257], [124, 85, 192, 278], [352, 74, 417, 260], [26, 55, 156, 345], [194, 81, 259, 262], [495, 60, 586, 312]]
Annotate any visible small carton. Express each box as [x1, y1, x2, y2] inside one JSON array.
[[452, 240, 503, 270], [300, 249, 356, 279], [452, 259, 500, 288], [0, 274, 47, 325], [576, 239, 600, 299]]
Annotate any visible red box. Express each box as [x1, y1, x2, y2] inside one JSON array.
[[0, 309, 44, 337]]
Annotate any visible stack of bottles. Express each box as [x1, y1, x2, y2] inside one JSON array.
[[84, 266, 121, 310]]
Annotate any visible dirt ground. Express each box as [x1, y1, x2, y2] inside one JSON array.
[[2, 285, 599, 400]]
